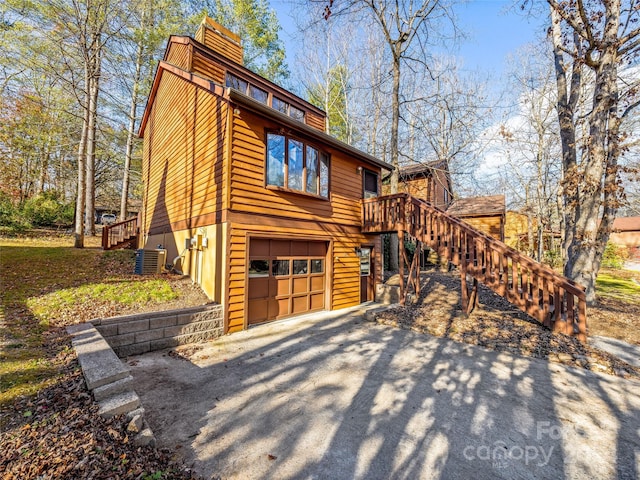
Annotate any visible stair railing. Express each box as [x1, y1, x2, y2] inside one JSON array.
[[363, 193, 587, 342], [102, 216, 139, 250]]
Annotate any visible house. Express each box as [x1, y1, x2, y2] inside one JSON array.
[[611, 216, 640, 261], [130, 18, 587, 342], [381, 162, 452, 210], [137, 18, 390, 333], [446, 195, 506, 242]]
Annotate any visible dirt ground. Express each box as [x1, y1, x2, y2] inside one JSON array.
[[373, 269, 640, 381]]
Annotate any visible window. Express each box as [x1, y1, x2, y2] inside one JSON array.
[[267, 133, 285, 187], [320, 154, 329, 197], [306, 147, 318, 194], [226, 72, 248, 93], [272, 260, 290, 276], [289, 105, 305, 121], [288, 139, 304, 191], [293, 260, 308, 275], [226, 72, 307, 121], [273, 97, 289, 114], [363, 170, 378, 199], [311, 259, 324, 274], [266, 132, 330, 198], [249, 84, 268, 104], [249, 260, 269, 277]]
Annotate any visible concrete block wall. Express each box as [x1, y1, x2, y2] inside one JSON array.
[[91, 304, 223, 357]]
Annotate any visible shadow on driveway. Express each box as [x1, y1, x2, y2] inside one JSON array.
[[128, 307, 640, 479]]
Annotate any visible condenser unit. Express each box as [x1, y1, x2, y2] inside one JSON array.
[[134, 249, 166, 275]]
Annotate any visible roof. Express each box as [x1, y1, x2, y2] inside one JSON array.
[[381, 161, 449, 182], [612, 216, 640, 232], [139, 62, 391, 172], [446, 195, 506, 217]]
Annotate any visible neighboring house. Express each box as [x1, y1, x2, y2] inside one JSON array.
[[138, 18, 390, 333], [382, 162, 452, 210], [504, 210, 531, 249], [611, 216, 640, 260], [446, 195, 506, 242], [382, 164, 505, 241]]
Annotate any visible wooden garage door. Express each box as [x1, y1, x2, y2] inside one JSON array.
[[248, 239, 327, 325]]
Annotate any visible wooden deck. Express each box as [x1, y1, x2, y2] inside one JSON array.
[[363, 194, 587, 342]]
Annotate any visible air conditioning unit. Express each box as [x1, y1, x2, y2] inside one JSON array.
[[134, 249, 166, 275]]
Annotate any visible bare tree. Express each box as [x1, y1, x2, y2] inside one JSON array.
[[547, 0, 640, 302]]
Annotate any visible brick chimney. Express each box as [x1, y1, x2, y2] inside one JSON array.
[[195, 17, 244, 65]]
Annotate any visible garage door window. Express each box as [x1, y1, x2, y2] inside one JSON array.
[[249, 260, 269, 277], [311, 259, 324, 274], [293, 259, 308, 275], [272, 260, 290, 276]]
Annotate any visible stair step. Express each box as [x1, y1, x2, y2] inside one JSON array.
[[98, 390, 140, 418], [92, 375, 134, 401]]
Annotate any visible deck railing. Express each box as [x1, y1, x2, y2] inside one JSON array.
[[102, 216, 139, 250], [363, 193, 587, 342]]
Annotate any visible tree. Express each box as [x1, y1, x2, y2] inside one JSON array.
[[491, 43, 563, 261], [116, 0, 188, 221], [547, 0, 640, 302]]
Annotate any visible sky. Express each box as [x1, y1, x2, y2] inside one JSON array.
[[269, 0, 550, 79]]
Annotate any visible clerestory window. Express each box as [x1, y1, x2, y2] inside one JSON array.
[[266, 132, 329, 198]]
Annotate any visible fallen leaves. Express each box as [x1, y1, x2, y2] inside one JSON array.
[[0, 355, 200, 480], [373, 270, 640, 380]]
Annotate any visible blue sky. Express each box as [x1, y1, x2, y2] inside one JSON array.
[[270, 0, 549, 78]]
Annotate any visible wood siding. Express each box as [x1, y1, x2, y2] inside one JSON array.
[[191, 50, 225, 84], [223, 109, 383, 332], [164, 41, 190, 71], [141, 71, 229, 237], [459, 215, 504, 241], [305, 111, 326, 132]]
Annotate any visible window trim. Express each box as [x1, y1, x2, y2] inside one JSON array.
[[265, 130, 331, 199]]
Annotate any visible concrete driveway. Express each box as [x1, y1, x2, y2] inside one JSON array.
[[129, 306, 640, 480]]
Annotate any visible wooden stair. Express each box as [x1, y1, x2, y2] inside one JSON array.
[[102, 216, 139, 250], [362, 194, 587, 342]]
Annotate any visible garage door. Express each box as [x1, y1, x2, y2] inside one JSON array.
[[247, 239, 327, 325]]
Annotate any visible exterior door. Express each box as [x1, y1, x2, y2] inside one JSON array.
[[248, 239, 327, 325], [359, 247, 374, 303]]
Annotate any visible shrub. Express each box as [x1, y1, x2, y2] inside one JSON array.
[[20, 191, 73, 227], [601, 242, 629, 269]]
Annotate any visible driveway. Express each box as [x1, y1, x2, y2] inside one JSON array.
[[129, 306, 640, 480]]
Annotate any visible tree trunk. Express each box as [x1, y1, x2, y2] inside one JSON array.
[[388, 53, 401, 272], [120, 32, 145, 221], [85, 72, 99, 236], [74, 70, 90, 249]]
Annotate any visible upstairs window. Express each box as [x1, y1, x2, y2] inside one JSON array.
[[226, 72, 247, 93], [272, 96, 306, 122], [266, 132, 330, 198], [249, 84, 268, 104]]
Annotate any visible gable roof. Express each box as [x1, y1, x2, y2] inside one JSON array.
[[612, 216, 640, 232], [446, 195, 506, 217], [139, 62, 392, 172]]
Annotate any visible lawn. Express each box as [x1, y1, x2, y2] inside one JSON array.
[[0, 233, 205, 407]]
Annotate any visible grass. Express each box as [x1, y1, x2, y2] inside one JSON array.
[[596, 271, 640, 304], [0, 234, 181, 407]]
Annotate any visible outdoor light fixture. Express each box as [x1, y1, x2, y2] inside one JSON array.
[[357, 166, 363, 174], [233, 107, 241, 115], [355, 247, 362, 256]]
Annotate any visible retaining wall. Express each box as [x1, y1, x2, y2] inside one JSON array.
[[91, 304, 224, 357]]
